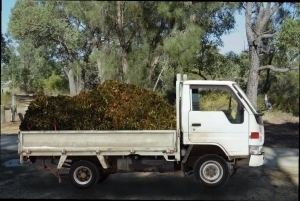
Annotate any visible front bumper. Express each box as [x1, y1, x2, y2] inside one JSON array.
[[249, 152, 265, 167]]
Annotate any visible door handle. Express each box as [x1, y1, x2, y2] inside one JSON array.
[[192, 123, 201, 126]]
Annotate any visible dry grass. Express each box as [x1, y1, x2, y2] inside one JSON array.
[[263, 110, 299, 124]]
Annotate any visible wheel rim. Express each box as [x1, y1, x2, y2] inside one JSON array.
[[73, 166, 93, 185], [199, 160, 223, 184]]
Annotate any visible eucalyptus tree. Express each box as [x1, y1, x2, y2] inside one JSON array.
[[240, 2, 299, 109], [18, 40, 60, 92], [192, 2, 237, 79], [88, 1, 147, 83], [1, 33, 10, 66], [1, 45, 20, 87], [1, 33, 11, 84], [259, 11, 300, 114], [8, 0, 102, 95], [88, 1, 239, 88], [8, 0, 241, 97], [149, 2, 238, 86]]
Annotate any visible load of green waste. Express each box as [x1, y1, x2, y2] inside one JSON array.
[[19, 80, 176, 131]]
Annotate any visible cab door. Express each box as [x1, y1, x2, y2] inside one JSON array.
[[188, 85, 249, 156]]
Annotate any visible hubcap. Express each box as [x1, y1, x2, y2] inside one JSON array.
[[199, 160, 223, 184], [73, 166, 92, 185]]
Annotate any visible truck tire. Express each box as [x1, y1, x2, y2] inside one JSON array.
[[69, 160, 99, 189], [193, 154, 229, 189], [96, 167, 109, 184]]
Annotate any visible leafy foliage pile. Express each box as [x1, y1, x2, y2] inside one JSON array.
[[19, 80, 176, 131]]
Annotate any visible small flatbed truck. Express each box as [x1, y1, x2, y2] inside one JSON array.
[[18, 74, 265, 189]]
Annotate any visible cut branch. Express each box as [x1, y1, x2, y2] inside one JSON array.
[[261, 33, 275, 39], [259, 65, 299, 72], [148, 55, 161, 82], [153, 66, 165, 92]]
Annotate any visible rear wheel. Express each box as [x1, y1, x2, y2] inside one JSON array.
[[69, 160, 99, 189], [193, 155, 229, 189]]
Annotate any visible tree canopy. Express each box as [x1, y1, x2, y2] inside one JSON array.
[[241, 2, 299, 109], [4, 0, 299, 114], [1, 33, 10, 65]]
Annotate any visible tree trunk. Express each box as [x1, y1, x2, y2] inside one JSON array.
[[246, 46, 260, 109], [64, 67, 77, 96], [244, 2, 282, 110], [116, 1, 130, 83], [147, 55, 161, 83], [97, 57, 105, 84], [77, 69, 84, 94], [121, 48, 129, 83], [245, 2, 260, 110], [153, 65, 165, 91]]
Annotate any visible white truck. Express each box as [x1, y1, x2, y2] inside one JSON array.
[[18, 74, 265, 189]]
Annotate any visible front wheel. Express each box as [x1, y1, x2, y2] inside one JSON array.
[[69, 160, 99, 189], [193, 155, 229, 189]]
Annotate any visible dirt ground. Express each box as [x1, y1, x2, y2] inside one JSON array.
[[1, 94, 32, 134], [264, 121, 299, 149]]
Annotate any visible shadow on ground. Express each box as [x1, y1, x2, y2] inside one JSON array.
[[264, 122, 299, 149]]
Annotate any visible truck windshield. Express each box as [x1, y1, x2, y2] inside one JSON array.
[[232, 84, 260, 115]]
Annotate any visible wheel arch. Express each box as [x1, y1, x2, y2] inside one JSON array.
[[184, 144, 231, 168]]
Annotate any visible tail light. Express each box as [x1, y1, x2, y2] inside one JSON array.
[[250, 132, 259, 139]]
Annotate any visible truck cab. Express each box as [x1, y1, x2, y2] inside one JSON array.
[[177, 74, 264, 188]]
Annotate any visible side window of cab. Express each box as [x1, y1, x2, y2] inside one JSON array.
[[191, 85, 244, 124]]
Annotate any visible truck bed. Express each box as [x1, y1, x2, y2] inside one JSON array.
[[18, 130, 179, 161]]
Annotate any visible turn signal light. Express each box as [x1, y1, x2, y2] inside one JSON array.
[[251, 132, 259, 139]]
